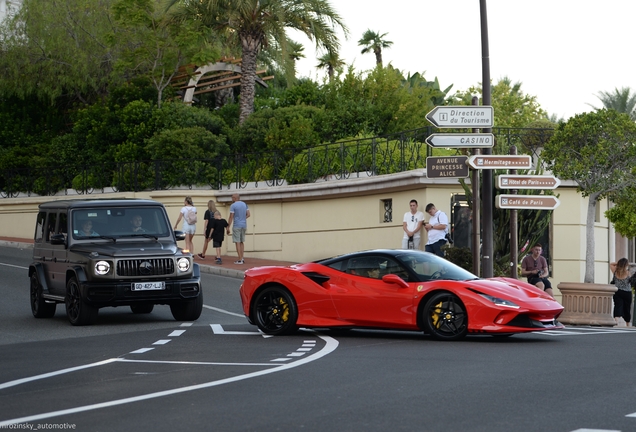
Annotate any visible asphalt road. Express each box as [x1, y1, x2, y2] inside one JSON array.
[[1, 245, 636, 432]]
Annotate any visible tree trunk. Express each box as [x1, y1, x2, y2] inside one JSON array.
[[239, 35, 261, 125], [584, 192, 600, 283], [374, 47, 383, 67]]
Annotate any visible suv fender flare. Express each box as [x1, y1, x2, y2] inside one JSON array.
[[29, 263, 51, 294], [192, 262, 201, 278], [66, 266, 89, 286]]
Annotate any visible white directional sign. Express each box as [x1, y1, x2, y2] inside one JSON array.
[[468, 155, 532, 170], [426, 106, 494, 128], [425, 133, 494, 148], [496, 195, 560, 210], [496, 175, 561, 190]]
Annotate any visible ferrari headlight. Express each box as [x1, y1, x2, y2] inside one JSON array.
[[94, 260, 111, 276], [177, 257, 190, 272], [478, 293, 519, 308]]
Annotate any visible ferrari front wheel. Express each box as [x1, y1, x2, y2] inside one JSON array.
[[253, 286, 298, 336], [422, 292, 468, 341]]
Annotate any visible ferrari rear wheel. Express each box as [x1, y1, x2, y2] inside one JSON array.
[[423, 292, 468, 341], [253, 286, 298, 336]]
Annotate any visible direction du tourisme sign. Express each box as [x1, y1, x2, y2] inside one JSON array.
[[425, 106, 494, 128]]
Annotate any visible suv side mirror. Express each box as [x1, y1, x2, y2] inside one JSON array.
[[50, 233, 66, 246], [174, 230, 186, 241]]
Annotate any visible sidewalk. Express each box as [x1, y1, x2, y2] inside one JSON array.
[[0, 237, 296, 279]]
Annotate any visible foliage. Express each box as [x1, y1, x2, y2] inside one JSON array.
[[443, 246, 473, 272], [165, 0, 348, 123], [450, 76, 547, 144], [589, 87, 636, 120], [0, 0, 118, 104], [542, 109, 636, 283], [358, 29, 393, 67]]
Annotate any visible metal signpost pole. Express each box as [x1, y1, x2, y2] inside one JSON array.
[[509, 146, 518, 278], [471, 96, 481, 276], [480, 0, 493, 278]]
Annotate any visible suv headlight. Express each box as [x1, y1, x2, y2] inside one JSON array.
[[95, 260, 111, 275], [177, 257, 190, 272]]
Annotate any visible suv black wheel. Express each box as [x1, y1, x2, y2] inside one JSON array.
[[65, 276, 98, 326], [30, 273, 56, 318], [170, 292, 203, 321], [131, 303, 155, 314]]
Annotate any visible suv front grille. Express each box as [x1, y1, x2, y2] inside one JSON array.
[[116, 259, 175, 277]]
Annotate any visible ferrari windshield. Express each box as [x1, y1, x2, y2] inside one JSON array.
[[71, 206, 171, 240], [395, 250, 479, 282]]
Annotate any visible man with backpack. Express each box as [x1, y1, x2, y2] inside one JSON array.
[[424, 203, 449, 257]]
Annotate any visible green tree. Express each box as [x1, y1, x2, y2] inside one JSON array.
[[542, 109, 636, 283], [451, 76, 547, 143], [358, 29, 393, 67], [166, 0, 348, 124], [316, 49, 345, 81], [589, 87, 636, 120], [0, 0, 118, 104], [111, 0, 218, 107]]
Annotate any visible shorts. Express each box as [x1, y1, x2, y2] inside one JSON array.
[[527, 276, 552, 290], [182, 222, 196, 235], [213, 240, 223, 248], [232, 227, 246, 243]]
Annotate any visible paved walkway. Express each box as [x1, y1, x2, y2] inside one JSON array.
[[0, 237, 296, 279]]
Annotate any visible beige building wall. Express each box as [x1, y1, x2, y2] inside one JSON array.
[[0, 169, 618, 294]]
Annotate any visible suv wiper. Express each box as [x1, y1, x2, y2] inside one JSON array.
[[77, 235, 117, 242]]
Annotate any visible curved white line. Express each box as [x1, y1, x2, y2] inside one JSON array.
[[0, 335, 338, 426], [203, 305, 245, 318]]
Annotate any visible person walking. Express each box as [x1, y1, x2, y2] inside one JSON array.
[[610, 258, 632, 327], [423, 203, 449, 257], [198, 200, 218, 259], [174, 196, 197, 254], [209, 211, 229, 264], [226, 193, 250, 264], [402, 199, 424, 249]]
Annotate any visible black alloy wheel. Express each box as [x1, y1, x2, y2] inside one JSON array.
[[30, 273, 56, 318], [253, 286, 298, 336], [422, 292, 468, 341], [65, 277, 98, 326]]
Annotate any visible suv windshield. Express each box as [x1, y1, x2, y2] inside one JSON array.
[[72, 206, 170, 240]]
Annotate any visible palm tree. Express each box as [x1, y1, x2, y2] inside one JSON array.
[[166, 0, 348, 124], [589, 87, 636, 120], [358, 29, 393, 67], [316, 49, 344, 81]]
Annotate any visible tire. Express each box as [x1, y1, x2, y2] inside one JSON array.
[[422, 292, 468, 341], [130, 303, 154, 314], [253, 286, 298, 336], [65, 276, 98, 326], [170, 291, 203, 321], [30, 273, 56, 318]]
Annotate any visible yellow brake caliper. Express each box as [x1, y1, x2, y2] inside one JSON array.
[[278, 297, 289, 322], [431, 301, 443, 328]]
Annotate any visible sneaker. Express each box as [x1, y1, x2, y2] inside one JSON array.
[[197, 253, 205, 259], [215, 258, 222, 264], [234, 260, 244, 265]]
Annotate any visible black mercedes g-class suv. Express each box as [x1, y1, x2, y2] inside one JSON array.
[[28, 199, 202, 325]]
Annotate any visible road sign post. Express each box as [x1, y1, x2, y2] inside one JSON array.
[[496, 195, 560, 210], [425, 133, 494, 148], [426, 156, 469, 179], [468, 155, 532, 170], [425, 106, 494, 128], [496, 175, 561, 190]]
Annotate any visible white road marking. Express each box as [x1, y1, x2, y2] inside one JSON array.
[[168, 330, 186, 337], [180, 323, 193, 327], [287, 352, 305, 357], [152, 340, 171, 345], [203, 305, 245, 318], [130, 348, 154, 354], [210, 323, 271, 336], [0, 359, 119, 391], [119, 359, 277, 367], [0, 262, 28, 270], [0, 335, 338, 427], [570, 429, 621, 432]]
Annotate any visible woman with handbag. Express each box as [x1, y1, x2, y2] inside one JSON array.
[[610, 258, 632, 327]]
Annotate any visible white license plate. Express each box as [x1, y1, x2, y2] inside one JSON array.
[[132, 281, 165, 291]]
